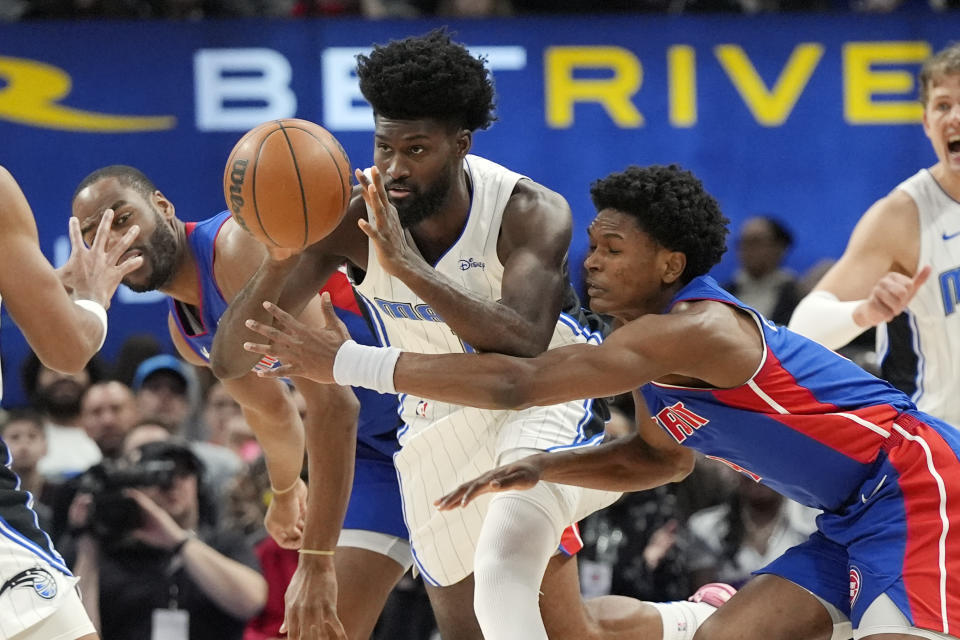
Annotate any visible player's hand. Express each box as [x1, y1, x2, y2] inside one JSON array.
[[854, 265, 932, 326], [266, 245, 303, 262], [264, 478, 307, 549], [434, 457, 546, 510], [243, 292, 350, 384], [280, 555, 346, 640], [58, 210, 143, 308], [125, 488, 188, 549], [354, 167, 418, 278]]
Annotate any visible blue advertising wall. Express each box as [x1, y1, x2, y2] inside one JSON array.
[[0, 14, 953, 406]]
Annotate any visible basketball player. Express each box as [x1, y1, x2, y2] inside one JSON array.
[[246, 163, 960, 640], [71, 166, 410, 640], [789, 43, 960, 427], [214, 30, 730, 640], [0, 165, 142, 640]]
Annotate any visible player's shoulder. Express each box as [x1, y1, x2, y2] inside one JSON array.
[[505, 178, 571, 225], [859, 188, 920, 238]]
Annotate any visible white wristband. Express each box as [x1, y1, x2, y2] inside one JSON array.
[[332, 340, 402, 394], [73, 299, 108, 351], [787, 290, 866, 350]]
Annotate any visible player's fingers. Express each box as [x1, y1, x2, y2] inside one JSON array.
[[67, 216, 84, 252], [262, 300, 299, 329], [369, 166, 391, 211], [328, 616, 348, 640], [244, 318, 289, 343], [90, 209, 115, 252], [256, 363, 293, 379], [107, 224, 141, 261], [912, 265, 932, 291], [318, 291, 339, 328], [354, 167, 369, 189], [434, 485, 467, 510], [117, 255, 145, 277]]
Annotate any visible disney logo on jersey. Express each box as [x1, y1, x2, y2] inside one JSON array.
[[373, 297, 443, 322], [458, 258, 486, 271], [0, 567, 58, 601], [655, 402, 709, 444]]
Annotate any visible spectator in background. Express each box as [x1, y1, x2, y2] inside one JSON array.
[[111, 333, 163, 388], [22, 352, 103, 479], [723, 215, 801, 326], [201, 380, 242, 447], [72, 440, 266, 640], [81, 380, 140, 463], [683, 473, 818, 590], [132, 354, 197, 433], [0, 409, 53, 529]]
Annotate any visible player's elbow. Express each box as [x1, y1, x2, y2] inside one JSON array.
[[492, 362, 542, 410], [209, 350, 247, 380]]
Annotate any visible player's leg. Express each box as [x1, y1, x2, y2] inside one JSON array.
[[334, 452, 412, 639], [8, 584, 99, 640], [424, 576, 485, 640], [693, 574, 836, 640], [335, 545, 407, 640]]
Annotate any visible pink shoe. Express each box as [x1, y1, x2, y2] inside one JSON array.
[[687, 582, 737, 608]]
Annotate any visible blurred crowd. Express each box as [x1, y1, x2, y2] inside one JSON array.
[[0, 0, 952, 21]]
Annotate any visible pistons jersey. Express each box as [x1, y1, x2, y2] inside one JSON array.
[[640, 276, 926, 513], [879, 169, 960, 426], [169, 211, 400, 458]]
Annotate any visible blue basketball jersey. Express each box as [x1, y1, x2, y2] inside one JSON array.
[[640, 276, 921, 513], [168, 211, 400, 459]]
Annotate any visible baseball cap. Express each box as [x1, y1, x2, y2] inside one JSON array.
[[135, 439, 205, 479], [132, 354, 190, 394]]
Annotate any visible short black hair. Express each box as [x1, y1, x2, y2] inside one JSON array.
[[73, 165, 157, 205], [20, 351, 104, 404], [356, 28, 496, 132], [590, 165, 729, 283], [760, 216, 793, 248], [0, 409, 45, 436]]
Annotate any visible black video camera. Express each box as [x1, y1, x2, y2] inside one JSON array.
[[78, 459, 177, 540]]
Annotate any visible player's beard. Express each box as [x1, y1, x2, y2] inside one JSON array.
[[124, 209, 179, 293], [391, 168, 453, 228]]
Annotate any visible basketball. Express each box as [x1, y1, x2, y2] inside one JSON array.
[[223, 118, 352, 249]]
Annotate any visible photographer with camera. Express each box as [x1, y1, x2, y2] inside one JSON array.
[[72, 440, 267, 640]]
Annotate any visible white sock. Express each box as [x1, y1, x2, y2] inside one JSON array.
[[650, 600, 718, 640], [473, 490, 562, 640]]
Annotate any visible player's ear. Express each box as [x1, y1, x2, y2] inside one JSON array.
[[661, 250, 686, 285], [456, 129, 472, 158], [153, 191, 175, 220]]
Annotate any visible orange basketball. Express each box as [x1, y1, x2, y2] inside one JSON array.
[[223, 118, 351, 249]]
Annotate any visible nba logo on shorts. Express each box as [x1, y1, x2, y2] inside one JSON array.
[[416, 400, 429, 418], [849, 566, 862, 607]]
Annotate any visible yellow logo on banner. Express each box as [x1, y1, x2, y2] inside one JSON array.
[[0, 56, 175, 132]]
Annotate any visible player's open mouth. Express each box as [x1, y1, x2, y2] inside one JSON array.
[[388, 188, 411, 199], [120, 249, 143, 263], [949, 134, 960, 155]]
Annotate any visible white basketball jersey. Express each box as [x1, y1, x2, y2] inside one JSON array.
[[877, 169, 960, 425], [356, 154, 600, 443]]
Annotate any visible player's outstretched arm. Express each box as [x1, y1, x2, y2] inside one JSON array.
[[281, 377, 358, 640], [436, 391, 694, 508], [0, 166, 142, 373], [169, 313, 309, 548], [789, 192, 927, 348]]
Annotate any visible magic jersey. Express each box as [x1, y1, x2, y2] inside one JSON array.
[[640, 276, 924, 513], [168, 211, 400, 458], [878, 169, 960, 426], [356, 154, 603, 444]]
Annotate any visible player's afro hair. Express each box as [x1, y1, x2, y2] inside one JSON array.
[[356, 28, 496, 132], [590, 165, 729, 283], [73, 165, 157, 204]]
